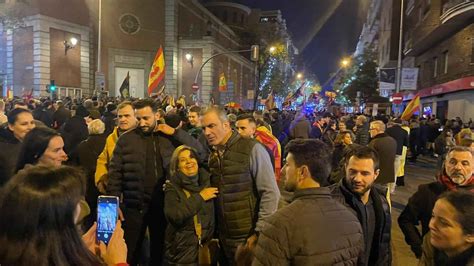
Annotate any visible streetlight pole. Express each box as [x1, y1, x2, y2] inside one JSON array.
[[97, 0, 102, 73], [396, 0, 404, 94]]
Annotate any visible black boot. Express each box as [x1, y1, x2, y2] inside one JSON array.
[[396, 176, 405, 186]]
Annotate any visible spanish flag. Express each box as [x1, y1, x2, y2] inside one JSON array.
[[148, 46, 165, 96], [218, 73, 227, 92], [401, 94, 420, 120], [265, 91, 275, 110]]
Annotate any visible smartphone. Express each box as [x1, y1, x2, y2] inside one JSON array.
[[96, 196, 119, 245]]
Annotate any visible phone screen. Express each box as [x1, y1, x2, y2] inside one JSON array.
[[96, 196, 119, 245]]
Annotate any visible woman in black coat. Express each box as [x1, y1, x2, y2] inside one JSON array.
[[164, 145, 217, 265]]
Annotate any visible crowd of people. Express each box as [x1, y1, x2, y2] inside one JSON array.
[[0, 95, 473, 265]]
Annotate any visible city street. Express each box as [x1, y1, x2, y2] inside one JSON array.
[[391, 155, 438, 265]]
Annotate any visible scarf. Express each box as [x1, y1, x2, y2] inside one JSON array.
[[438, 172, 474, 192]]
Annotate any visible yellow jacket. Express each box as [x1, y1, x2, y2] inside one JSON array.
[[94, 127, 120, 186]]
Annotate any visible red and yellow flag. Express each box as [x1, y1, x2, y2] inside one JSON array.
[[148, 46, 165, 96], [401, 94, 420, 120], [218, 73, 227, 92], [265, 91, 275, 110]]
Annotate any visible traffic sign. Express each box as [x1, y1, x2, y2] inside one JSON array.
[[192, 83, 199, 92], [392, 93, 403, 104]]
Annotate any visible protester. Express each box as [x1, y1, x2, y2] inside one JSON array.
[[0, 165, 127, 265], [0, 100, 7, 124], [107, 98, 207, 265], [329, 130, 355, 184], [330, 146, 392, 265], [354, 115, 370, 146], [53, 100, 71, 129], [253, 139, 364, 265], [163, 145, 217, 265], [386, 119, 409, 186], [95, 101, 136, 194], [435, 128, 456, 170], [419, 191, 474, 265], [102, 102, 117, 136], [61, 105, 89, 154], [15, 127, 68, 172], [201, 107, 280, 264], [0, 108, 36, 186], [398, 146, 474, 258], [187, 105, 202, 139], [368, 120, 397, 192], [289, 112, 311, 139]]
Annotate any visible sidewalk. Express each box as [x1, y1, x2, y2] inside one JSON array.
[[390, 155, 438, 266]]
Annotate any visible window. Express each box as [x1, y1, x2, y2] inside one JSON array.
[[433, 57, 438, 77], [443, 50, 449, 74]]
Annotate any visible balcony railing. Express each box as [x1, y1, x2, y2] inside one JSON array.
[[441, 0, 473, 21]]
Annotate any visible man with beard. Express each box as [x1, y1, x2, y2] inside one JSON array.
[[330, 146, 392, 265], [398, 146, 474, 258], [107, 99, 207, 265], [253, 139, 363, 265]]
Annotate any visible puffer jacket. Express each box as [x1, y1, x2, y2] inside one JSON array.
[[252, 187, 364, 265], [164, 169, 214, 265], [330, 181, 392, 265], [355, 122, 370, 146]]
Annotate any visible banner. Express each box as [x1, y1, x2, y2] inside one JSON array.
[[148, 46, 165, 96], [379, 68, 396, 91], [401, 68, 419, 90]]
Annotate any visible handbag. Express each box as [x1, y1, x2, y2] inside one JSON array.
[[182, 189, 219, 265]]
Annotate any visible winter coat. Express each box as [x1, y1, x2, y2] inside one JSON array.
[[398, 178, 474, 258], [33, 107, 54, 128], [107, 128, 208, 209], [386, 125, 409, 155], [368, 133, 397, 184], [355, 122, 370, 146], [101, 111, 116, 137], [330, 181, 392, 265], [164, 170, 214, 265], [0, 127, 22, 186], [94, 127, 120, 186], [322, 127, 337, 146], [252, 187, 364, 266], [53, 106, 71, 129], [61, 115, 88, 155], [289, 116, 311, 139]]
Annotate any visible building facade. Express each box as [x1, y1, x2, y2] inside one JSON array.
[[0, 0, 257, 106], [402, 0, 474, 121]]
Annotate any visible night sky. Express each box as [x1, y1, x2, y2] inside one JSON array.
[[211, 0, 369, 84]]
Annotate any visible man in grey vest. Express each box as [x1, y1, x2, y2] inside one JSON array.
[[201, 107, 280, 265]]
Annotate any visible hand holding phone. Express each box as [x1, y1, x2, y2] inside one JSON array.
[[96, 196, 119, 245]]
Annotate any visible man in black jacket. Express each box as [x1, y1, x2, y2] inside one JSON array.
[[253, 139, 364, 265], [386, 119, 409, 187], [330, 146, 392, 265], [369, 120, 397, 187], [107, 99, 207, 265]]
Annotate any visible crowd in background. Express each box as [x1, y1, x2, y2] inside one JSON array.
[[0, 95, 473, 265]]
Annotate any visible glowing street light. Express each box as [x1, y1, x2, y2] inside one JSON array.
[[269, 46, 276, 54], [296, 73, 304, 80], [185, 53, 194, 67], [341, 58, 351, 68]]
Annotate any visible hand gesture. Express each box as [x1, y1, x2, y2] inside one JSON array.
[[99, 220, 127, 265], [156, 123, 176, 135], [82, 222, 98, 255], [199, 187, 219, 201]]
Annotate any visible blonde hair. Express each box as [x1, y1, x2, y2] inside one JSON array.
[[87, 119, 105, 135], [169, 145, 199, 177], [371, 120, 386, 132]]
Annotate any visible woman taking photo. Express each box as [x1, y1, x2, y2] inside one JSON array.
[[420, 191, 474, 265], [0, 165, 127, 265], [164, 145, 218, 265]]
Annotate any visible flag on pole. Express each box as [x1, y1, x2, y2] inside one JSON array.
[[265, 90, 275, 110], [218, 73, 227, 92], [401, 94, 421, 120], [119, 72, 130, 98], [148, 46, 165, 96], [291, 82, 306, 100]]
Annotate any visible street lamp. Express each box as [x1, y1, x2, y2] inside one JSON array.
[[296, 73, 304, 80], [64, 37, 78, 55], [269, 46, 276, 54], [341, 58, 351, 68], [185, 53, 194, 68]]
